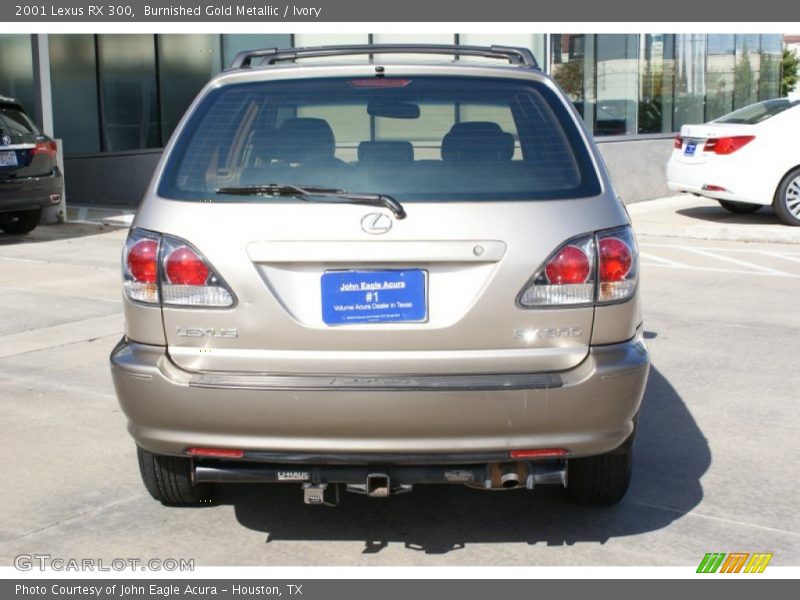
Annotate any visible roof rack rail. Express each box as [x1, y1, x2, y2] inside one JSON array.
[[228, 44, 539, 71]]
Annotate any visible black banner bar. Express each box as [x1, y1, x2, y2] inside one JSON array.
[[1, 0, 796, 22], [3, 579, 795, 600]]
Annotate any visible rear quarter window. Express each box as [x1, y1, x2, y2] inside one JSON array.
[[159, 76, 602, 202], [0, 104, 38, 136], [714, 99, 800, 125]]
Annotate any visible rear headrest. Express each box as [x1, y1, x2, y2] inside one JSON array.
[[441, 121, 514, 162], [357, 141, 414, 164], [273, 118, 336, 162]]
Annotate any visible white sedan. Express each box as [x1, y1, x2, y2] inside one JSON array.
[[667, 98, 800, 226]]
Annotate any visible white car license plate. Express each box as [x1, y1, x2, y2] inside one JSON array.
[[0, 151, 18, 167]]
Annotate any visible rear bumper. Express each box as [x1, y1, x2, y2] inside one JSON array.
[[110, 334, 649, 460], [0, 170, 62, 212], [666, 158, 770, 205]]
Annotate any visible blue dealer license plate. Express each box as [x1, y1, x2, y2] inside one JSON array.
[[684, 141, 697, 156], [321, 269, 427, 325]]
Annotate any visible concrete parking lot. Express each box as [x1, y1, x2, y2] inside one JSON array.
[[1, 198, 799, 566]]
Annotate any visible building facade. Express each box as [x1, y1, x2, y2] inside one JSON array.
[[0, 33, 785, 206]]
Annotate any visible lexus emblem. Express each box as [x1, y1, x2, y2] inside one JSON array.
[[361, 212, 393, 235], [1, 134, 11, 147]]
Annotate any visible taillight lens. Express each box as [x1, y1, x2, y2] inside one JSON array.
[[32, 140, 57, 158], [122, 228, 234, 307], [123, 231, 160, 303], [598, 238, 632, 282], [545, 245, 591, 284], [674, 135, 683, 149], [159, 235, 234, 307], [517, 226, 638, 307], [596, 227, 638, 303], [165, 247, 210, 285], [703, 135, 754, 155], [518, 235, 595, 307]]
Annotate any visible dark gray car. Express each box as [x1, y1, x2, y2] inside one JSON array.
[[0, 96, 63, 234]]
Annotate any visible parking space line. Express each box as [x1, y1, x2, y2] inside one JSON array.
[[759, 251, 800, 264], [640, 242, 800, 257], [639, 252, 687, 267], [639, 262, 800, 278], [678, 246, 790, 275]]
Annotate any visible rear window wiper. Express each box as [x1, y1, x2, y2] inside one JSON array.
[[215, 184, 406, 219]]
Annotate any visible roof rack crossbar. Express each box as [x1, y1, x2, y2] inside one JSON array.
[[228, 44, 539, 70]]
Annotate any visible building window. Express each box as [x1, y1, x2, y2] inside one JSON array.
[[220, 34, 292, 68], [158, 34, 220, 142], [639, 34, 676, 133], [0, 35, 34, 115], [96, 34, 161, 151], [49, 34, 101, 154]]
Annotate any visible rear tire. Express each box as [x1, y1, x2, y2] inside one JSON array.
[[0, 208, 42, 234], [565, 430, 634, 506], [137, 446, 213, 506], [773, 167, 800, 226], [717, 200, 762, 214]]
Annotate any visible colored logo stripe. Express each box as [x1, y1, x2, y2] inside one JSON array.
[[720, 553, 749, 573], [744, 553, 773, 573], [697, 552, 773, 573], [697, 553, 726, 573]]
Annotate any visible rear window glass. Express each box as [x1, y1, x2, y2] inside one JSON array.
[[159, 76, 601, 202], [0, 104, 38, 136], [714, 99, 800, 125]]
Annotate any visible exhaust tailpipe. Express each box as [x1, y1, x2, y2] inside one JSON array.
[[500, 464, 522, 489]]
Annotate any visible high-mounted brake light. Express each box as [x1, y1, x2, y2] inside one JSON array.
[[122, 228, 234, 307], [703, 135, 754, 155], [348, 78, 411, 88]]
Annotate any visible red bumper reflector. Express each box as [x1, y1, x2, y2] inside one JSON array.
[[509, 448, 568, 459], [187, 447, 244, 458], [702, 184, 728, 192]]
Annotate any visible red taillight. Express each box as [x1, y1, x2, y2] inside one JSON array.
[[187, 448, 244, 458], [674, 135, 683, 149], [703, 135, 755, 155], [127, 239, 158, 283], [545, 245, 591, 284], [509, 449, 568, 459], [598, 237, 633, 282], [348, 78, 411, 88], [165, 246, 209, 285], [32, 140, 57, 158]]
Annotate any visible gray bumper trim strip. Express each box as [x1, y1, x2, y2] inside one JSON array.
[[189, 371, 563, 392]]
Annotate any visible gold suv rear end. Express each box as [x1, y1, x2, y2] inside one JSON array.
[[110, 44, 649, 507]]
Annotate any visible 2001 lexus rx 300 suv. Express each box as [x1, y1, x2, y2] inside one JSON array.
[[110, 45, 650, 508]]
